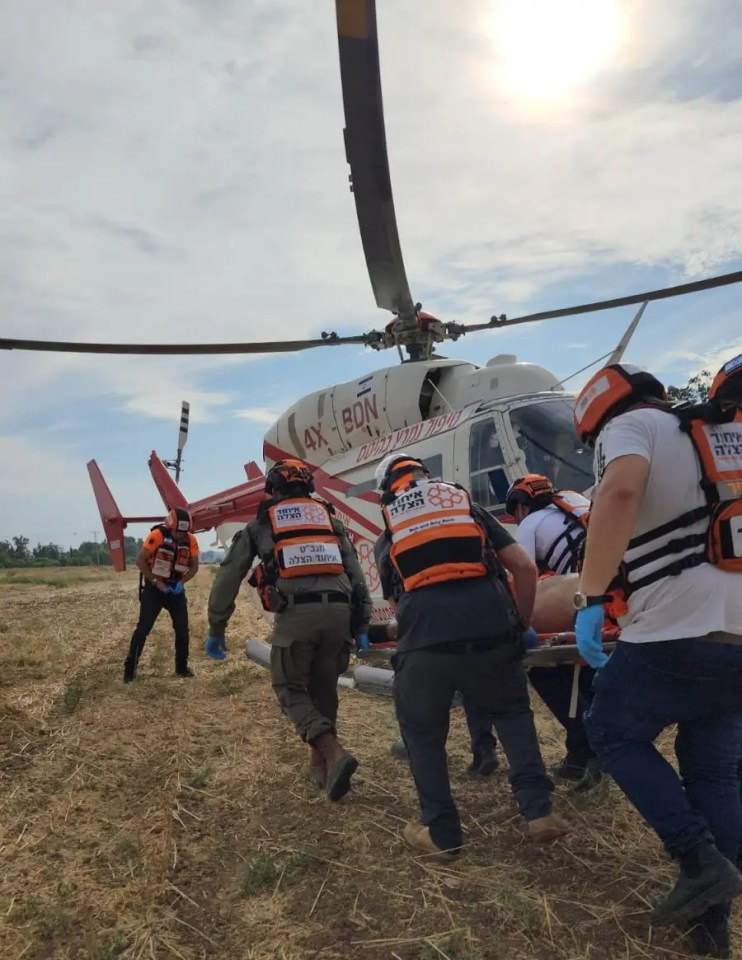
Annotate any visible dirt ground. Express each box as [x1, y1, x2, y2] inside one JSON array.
[[0, 567, 739, 960]]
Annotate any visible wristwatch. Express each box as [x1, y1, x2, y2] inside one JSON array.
[[573, 591, 612, 610]]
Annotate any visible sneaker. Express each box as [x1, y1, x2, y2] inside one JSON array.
[[175, 666, 195, 678], [466, 746, 499, 777], [651, 841, 742, 927], [402, 823, 459, 864], [528, 813, 570, 842]]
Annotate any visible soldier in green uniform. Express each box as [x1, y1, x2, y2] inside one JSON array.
[[206, 458, 372, 802]]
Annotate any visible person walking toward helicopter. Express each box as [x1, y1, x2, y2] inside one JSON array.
[[205, 458, 372, 803], [374, 453, 567, 862], [573, 360, 742, 956], [505, 474, 601, 792], [123, 507, 200, 682]]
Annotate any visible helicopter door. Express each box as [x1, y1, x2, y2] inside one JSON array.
[[454, 414, 512, 517]]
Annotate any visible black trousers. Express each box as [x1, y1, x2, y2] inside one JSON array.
[[394, 642, 553, 850], [462, 698, 498, 758], [528, 664, 596, 767], [125, 582, 189, 672]]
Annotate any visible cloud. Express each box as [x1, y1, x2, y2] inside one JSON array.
[[2, 0, 742, 543], [232, 407, 281, 425]]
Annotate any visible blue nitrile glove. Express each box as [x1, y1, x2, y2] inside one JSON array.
[[205, 634, 227, 661], [574, 605, 609, 668], [521, 627, 539, 650], [355, 633, 370, 654], [168, 581, 184, 596]]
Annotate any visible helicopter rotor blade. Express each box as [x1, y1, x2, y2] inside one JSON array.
[[335, 0, 416, 319], [461, 269, 742, 332], [0, 331, 375, 356]]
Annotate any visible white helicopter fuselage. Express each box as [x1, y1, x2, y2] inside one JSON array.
[[217, 355, 595, 620]]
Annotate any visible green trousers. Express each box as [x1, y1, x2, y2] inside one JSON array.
[[268, 603, 352, 744]]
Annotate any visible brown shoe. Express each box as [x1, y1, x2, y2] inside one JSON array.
[[302, 746, 326, 789], [314, 732, 358, 801], [528, 813, 570, 842], [402, 823, 459, 864]]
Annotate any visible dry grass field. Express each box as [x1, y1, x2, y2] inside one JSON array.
[[0, 567, 739, 960]]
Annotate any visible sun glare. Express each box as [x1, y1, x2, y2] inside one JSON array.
[[491, 0, 621, 100]]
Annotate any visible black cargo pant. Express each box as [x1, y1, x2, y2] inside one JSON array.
[[462, 698, 499, 760], [268, 600, 352, 744], [394, 638, 554, 851], [125, 581, 189, 674], [528, 664, 596, 768]]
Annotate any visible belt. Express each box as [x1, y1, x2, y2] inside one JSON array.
[[427, 634, 514, 655], [289, 592, 350, 606]]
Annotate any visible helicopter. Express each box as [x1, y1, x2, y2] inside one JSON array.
[[3, 0, 742, 618]]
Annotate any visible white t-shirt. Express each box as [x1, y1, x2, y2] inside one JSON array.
[[594, 407, 742, 643], [515, 493, 590, 574]]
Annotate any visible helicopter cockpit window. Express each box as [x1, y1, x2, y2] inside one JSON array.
[[509, 400, 594, 493], [468, 418, 507, 514]]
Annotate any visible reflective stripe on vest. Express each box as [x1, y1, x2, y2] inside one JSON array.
[[382, 480, 487, 592], [621, 409, 742, 594], [267, 498, 344, 578], [150, 527, 194, 583]]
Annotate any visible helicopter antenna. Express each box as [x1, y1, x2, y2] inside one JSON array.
[[551, 301, 648, 389], [429, 378, 456, 413], [606, 300, 647, 364], [162, 401, 190, 483]]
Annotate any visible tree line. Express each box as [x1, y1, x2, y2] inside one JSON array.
[[0, 535, 143, 569]]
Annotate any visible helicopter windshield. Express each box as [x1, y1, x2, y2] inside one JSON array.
[[509, 400, 594, 493]]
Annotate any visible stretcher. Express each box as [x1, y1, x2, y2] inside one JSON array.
[[244, 629, 619, 712], [358, 629, 619, 715]]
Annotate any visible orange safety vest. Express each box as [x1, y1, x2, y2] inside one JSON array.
[[266, 497, 344, 578], [149, 526, 196, 583], [620, 406, 742, 596], [382, 480, 487, 592]]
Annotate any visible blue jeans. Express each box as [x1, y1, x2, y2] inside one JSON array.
[[586, 638, 742, 867]]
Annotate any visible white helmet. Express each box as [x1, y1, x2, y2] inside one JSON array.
[[374, 452, 428, 493]]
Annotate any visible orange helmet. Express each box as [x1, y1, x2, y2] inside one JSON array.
[[505, 474, 555, 515], [375, 453, 429, 495], [265, 458, 314, 496], [709, 353, 742, 406], [574, 363, 667, 446], [165, 507, 192, 533]]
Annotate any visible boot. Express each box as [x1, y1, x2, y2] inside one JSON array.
[[402, 822, 459, 864], [569, 758, 604, 794], [528, 813, 570, 842], [390, 740, 409, 761], [123, 658, 137, 684], [175, 665, 195, 678], [550, 755, 589, 782], [687, 911, 731, 959], [650, 841, 742, 927], [314, 731, 358, 802], [302, 746, 326, 789], [466, 745, 499, 778]]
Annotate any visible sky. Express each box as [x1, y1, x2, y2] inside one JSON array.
[[1, 0, 741, 550]]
